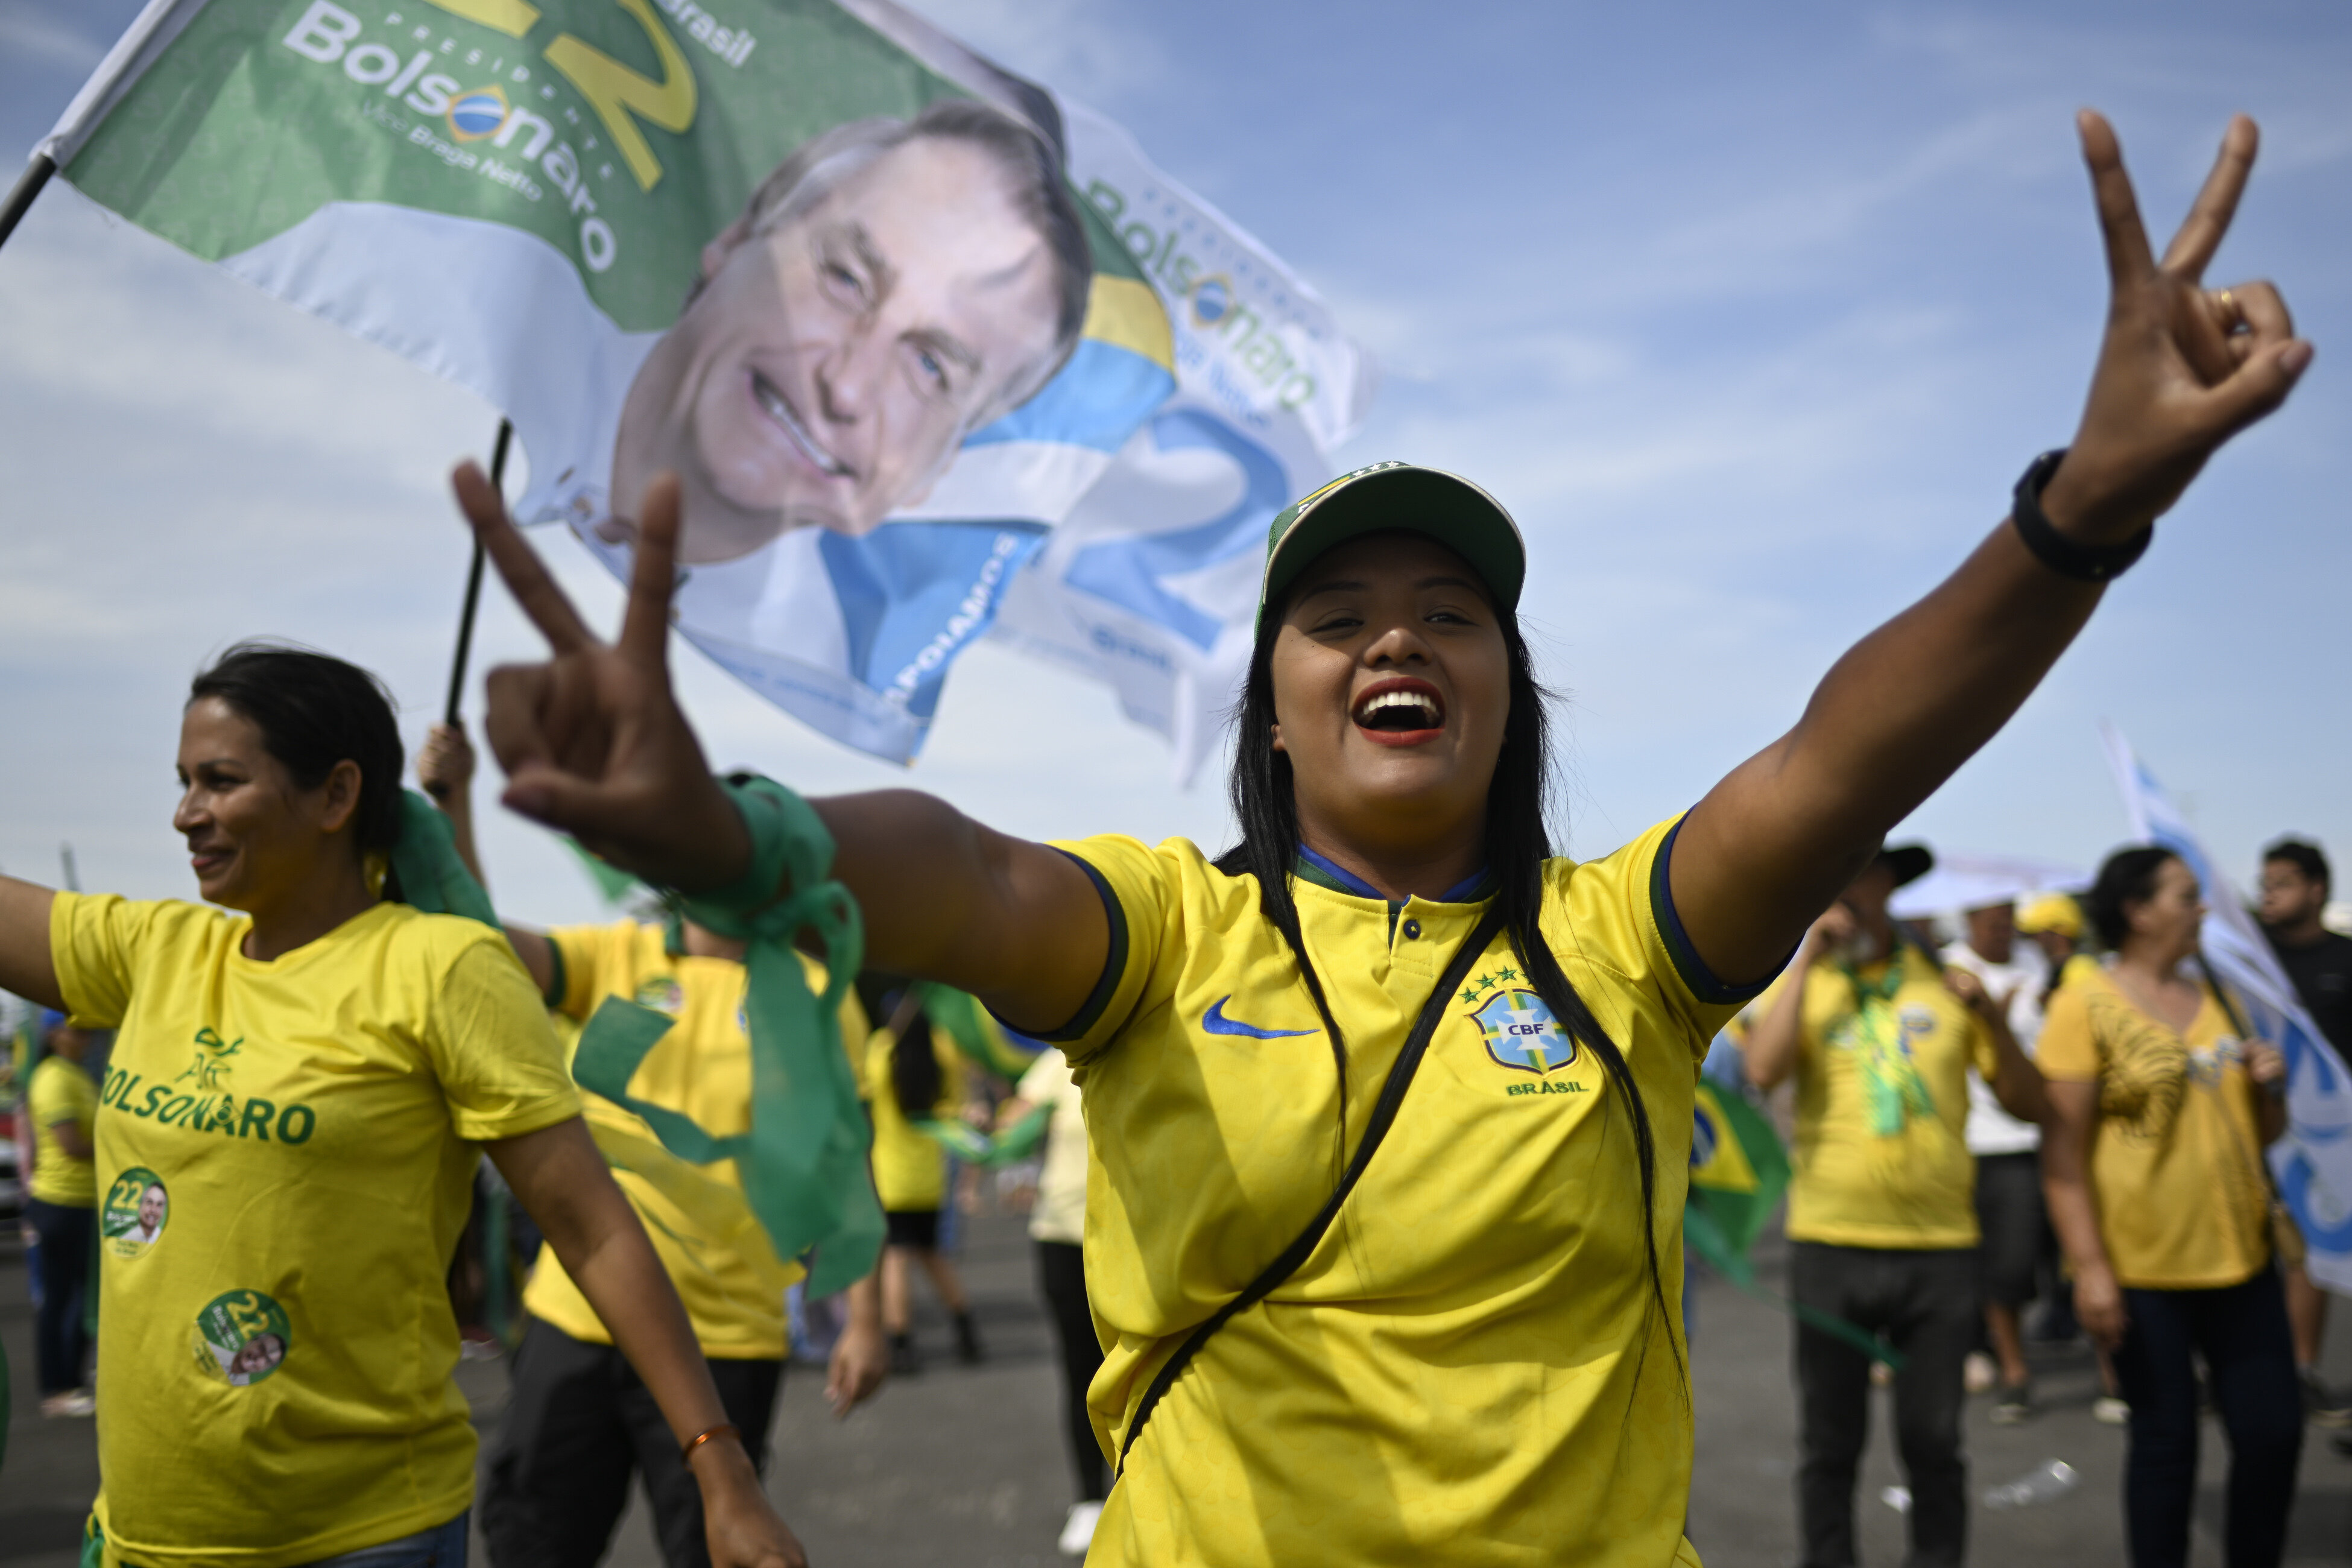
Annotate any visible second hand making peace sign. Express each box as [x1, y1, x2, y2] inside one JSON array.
[[449, 110, 2308, 1013]]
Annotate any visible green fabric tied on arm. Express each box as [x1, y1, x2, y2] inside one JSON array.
[[388, 791, 499, 927], [573, 777, 884, 1297]]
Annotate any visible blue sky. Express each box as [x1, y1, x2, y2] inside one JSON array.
[[1, 0, 2345, 925]]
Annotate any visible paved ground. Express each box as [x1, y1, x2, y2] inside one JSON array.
[[7, 1208, 2352, 1566]]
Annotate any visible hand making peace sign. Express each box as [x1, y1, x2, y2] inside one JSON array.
[[2039, 111, 2310, 542], [454, 111, 2310, 908], [452, 463, 754, 892]]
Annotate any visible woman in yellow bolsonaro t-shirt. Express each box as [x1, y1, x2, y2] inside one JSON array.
[[452, 111, 2303, 1566], [2041, 846, 2301, 1566], [25, 1011, 100, 1415], [0, 644, 807, 1568]]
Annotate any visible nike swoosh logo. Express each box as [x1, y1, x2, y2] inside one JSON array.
[[1202, 995, 1317, 1039]]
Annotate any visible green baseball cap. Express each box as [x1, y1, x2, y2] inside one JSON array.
[[1257, 461, 1526, 633]]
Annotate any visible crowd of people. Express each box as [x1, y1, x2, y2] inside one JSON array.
[[1704, 834, 2351, 1566], [0, 106, 2321, 1568]]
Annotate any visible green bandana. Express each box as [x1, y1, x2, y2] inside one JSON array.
[[572, 778, 884, 1297], [1833, 956, 1937, 1138], [388, 791, 498, 926]]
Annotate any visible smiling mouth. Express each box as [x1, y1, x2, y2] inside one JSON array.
[[1353, 683, 1445, 733], [751, 371, 851, 479]]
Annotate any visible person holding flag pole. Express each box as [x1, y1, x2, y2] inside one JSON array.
[[450, 112, 2306, 1565], [0, 646, 809, 1568]]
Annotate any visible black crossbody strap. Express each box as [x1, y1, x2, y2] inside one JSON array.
[[1115, 903, 1509, 1476]]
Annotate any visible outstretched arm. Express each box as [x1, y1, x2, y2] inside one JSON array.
[[453, 470, 1107, 1037], [1672, 113, 2309, 984]]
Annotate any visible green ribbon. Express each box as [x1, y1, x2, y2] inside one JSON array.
[[388, 791, 498, 926], [573, 778, 884, 1297], [1835, 958, 1936, 1138]]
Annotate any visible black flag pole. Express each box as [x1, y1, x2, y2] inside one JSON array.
[[429, 418, 513, 794], [0, 154, 58, 256]]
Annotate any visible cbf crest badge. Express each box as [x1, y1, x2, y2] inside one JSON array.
[[1476, 990, 1577, 1075]]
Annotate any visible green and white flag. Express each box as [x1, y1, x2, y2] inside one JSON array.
[[39, 0, 1370, 770]]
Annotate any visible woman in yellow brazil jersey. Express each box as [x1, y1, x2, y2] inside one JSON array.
[[0, 646, 809, 1568], [451, 113, 2306, 1566], [2041, 847, 2300, 1567]]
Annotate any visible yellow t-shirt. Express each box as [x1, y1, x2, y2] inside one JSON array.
[[1780, 944, 1996, 1250], [864, 1016, 963, 1213], [2035, 965, 2271, 1289], [52, 893, 582, 1568], [521, 920, 868, 1357], [27, 1054, 98, 1207], [1046, 817, 1748, 1568]]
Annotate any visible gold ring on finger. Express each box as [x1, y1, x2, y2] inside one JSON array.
[[2216, 288, 2244, 330]]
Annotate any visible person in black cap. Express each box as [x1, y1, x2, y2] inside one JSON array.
[[1744, 846, 2046, 1567], [443, 110, 2306, 1567]]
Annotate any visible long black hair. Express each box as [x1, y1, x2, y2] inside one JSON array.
[[2084, 846, 2181, 952], [890, 1005, 946, 1120], [1213, 562, 1679, 1373], [188, 641, 406, 862]]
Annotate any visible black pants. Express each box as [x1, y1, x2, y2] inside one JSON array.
[[1789, 1242, 1978, 1568], [1035, 1240, 1107, 1503], [479, 1318, 782, 1568], [1972, 1152, 2044, 1311], [2111, 1268, 2302, 1568], [26, 1198, 92, 1395]]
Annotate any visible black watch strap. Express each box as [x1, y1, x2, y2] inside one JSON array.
[[2010, 447, 2152, 583]]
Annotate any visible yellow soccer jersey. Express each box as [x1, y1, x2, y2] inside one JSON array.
[[522, 920, 868, 1358], [1780, 944, 1996, 1250], [1040, 816, 1753, 1568], [52, 893, 580, 1568], [864, 1016, 963, 1213], [2036, 966, 2270, 1289], [27, 1053, 98, 1207]]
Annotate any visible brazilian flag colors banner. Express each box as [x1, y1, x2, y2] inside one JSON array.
[[1684, 1080, 1789, 1286], [40, 0, 1369, 768]]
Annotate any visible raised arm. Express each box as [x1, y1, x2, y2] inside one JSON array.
[[452, 469, 1107, 1037], [414, 723, 560, 1000], [1672, 112, 2309, 984]]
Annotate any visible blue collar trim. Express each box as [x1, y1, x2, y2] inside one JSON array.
[[1294, 845, 1492, 905]]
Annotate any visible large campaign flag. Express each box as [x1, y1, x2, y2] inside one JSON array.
[[36, 0, 1368, 771], [2101, 722, 2352, 1293]]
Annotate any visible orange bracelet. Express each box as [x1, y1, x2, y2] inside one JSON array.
[[680, 1423, 741, 1465]]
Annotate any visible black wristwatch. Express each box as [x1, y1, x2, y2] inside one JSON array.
[[2010, 448, 2153, 583]]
